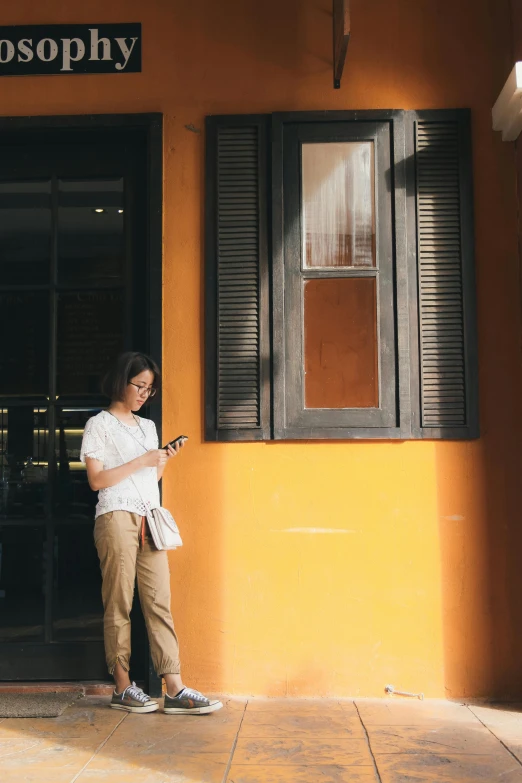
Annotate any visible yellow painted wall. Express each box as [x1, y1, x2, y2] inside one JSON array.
[[2, 0, 522, 698]]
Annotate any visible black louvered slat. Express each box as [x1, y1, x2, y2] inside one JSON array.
[[217, 126, 260, 429], [416, 120, 466, 427]]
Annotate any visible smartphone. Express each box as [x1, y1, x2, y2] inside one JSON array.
[[163, 435, 188, 450]]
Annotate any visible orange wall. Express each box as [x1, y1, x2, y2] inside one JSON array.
[[2, 0, 522, 698]]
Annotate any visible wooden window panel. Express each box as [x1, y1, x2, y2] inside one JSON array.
[[205, 115, 271, 441], [277, 120, 397, 436]]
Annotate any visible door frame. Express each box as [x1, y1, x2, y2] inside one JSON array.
[[0, 113, 163, 695]]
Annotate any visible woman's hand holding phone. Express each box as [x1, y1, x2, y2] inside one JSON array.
[[140, 449, 169, 469], [164, 436, 186, 464], [162, 435, 188, 455], [139, 437, 187, 471]]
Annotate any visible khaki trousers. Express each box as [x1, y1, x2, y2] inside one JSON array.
[[94, 510, 180, 677]]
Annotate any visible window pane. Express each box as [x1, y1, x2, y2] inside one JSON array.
[[302, 142, 375, 268], [0, 180, 51, 285], [57, 290, 125, 395], [54, 407, 101, 521], [58, 178, 124, 284], [52, 408, 104, 641], [52, 524, 103, 642], [0, 292, 49, 395], [304, 278, 378, 409], [0, 407, 49, 519], [0, 524, 46, 642]]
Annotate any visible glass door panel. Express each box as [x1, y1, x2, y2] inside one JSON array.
[[0, 131, 149, 682], [57, 290, 125, 395], [52, 523, 104, 642], [0, 524, 46, 643], [54, 407, 101, 520], [58, 178, 124, 284], [0, 292, 49, 395], [0, 406, 49, 519], [0, 180, 51, 285]]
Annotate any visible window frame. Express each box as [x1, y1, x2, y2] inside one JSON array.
[[280, 119, 398, 435], [272, 110, 414, 439]]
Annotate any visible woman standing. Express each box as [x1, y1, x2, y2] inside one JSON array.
[[81, 351, 222, 715]]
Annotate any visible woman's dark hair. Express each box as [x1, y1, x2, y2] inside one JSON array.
[[101, 352, 161, 402]]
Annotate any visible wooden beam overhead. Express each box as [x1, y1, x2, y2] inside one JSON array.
[[333, 0, 350, 89]]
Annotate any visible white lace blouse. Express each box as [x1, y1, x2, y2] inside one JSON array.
[[80, 410, 161, 520]]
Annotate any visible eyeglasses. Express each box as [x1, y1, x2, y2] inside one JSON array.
[[128, 382, 157, 398]]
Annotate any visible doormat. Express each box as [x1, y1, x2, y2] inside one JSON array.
[[0, 692, 83, 718]]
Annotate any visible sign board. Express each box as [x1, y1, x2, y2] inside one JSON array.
[[0, 24, 141, 76]]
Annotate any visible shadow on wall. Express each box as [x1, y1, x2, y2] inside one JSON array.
[[160, 117, 227, 695], [436, 125, 522, 699], [436, 430, 522, 700], [165, 448, 226, 693]]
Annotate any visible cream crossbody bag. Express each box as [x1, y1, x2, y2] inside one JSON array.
[[107, 420, 183, 551]]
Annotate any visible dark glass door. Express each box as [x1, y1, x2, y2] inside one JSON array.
[[0, 129, 151, 680]]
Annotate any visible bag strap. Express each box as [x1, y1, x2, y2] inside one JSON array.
[[106, 410, 148, 453]]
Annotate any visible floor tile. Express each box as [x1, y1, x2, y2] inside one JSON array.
[[1, 770, 77, 783], [163, 731, 237, 755], [111, 707, 241, 743], [86, 724, 232, 767], [244, 698, 353, 714], [467, 703, 522, 744], [467, 704, 522, 762], [85, 713, 232, 771], [166, 713, 243, 731], [0, 698, 125, 738], [366, 723, 505, 755], [239, 712, 365, 738], [84, 752, 228, 781], [171, 718, 244, 741], [233, 736, 373, 765], [88, 748, 231, 773], [355, 699, 478, 727], [467, 703, 522, 728], [375, 752, 522, 782], [79, 772, 172, 783], [92, 711, 188, 744], [213, 697, 247, 712], [227, 764, 379, 782], [159, 699, 244, 727], [55, 696, 110, 713], [491, 734, 522, 764], [0, 736, 101, 769], [472, 726, 522, 764]]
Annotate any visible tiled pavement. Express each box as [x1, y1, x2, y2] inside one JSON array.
[[1, 695, 522, 782]]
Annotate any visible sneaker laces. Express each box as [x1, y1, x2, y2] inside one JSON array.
[[179, 687, 205, 701], [121, 682, 151, 703]]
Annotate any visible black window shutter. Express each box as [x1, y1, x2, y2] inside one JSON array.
[[411, 110, 478, 439], [205, 115, 270, 441]]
